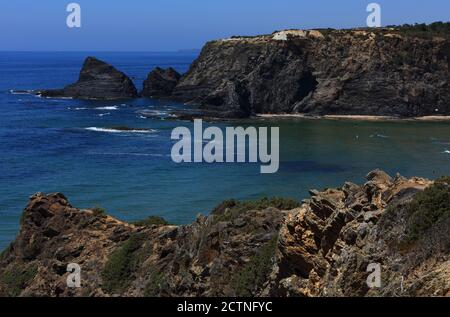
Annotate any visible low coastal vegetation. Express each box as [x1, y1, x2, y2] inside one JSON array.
[[404, 176, 450, 242], [211, 197, 301, 223], [318, 22, 450, 39], [91, 206, 106, 217], [381, 176, 450, 244], [232, 236, 278, 297], [132, 216, 170, 227], [101, 233, 148, 293], [143, 265, 168, 297], [0, 263, 37, 297], [389, 22, 450, 38]]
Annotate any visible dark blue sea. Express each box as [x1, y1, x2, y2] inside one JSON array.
[[1, 51, 450, 250]]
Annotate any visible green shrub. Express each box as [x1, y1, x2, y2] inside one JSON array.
[[212, 197, 300, 224], [405, 176, 450, 242], [91, 206, 106, 217], [391, 22, 450, 39], [143, 265, 167, 297], [132, 216, 169, 227], [232, 236, 278, 297], [0, 263, 38, 297], [317, 28, 336, 36], [101, 233, 147, 293]]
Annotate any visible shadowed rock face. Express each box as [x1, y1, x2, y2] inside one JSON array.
[[171, 29, 450, 117], [142, 67, 181, 98], [39, 57, 138, 100], [0, 170, 448, 297], [274, 170, 450, 297]]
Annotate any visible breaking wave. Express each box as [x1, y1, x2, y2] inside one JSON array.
[[84, 127, 156, 134]]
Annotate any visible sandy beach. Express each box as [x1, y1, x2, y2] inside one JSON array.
[[256, 114, 450, 122]]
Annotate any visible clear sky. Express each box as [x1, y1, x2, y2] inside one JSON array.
[[0, 0, 449, 51]]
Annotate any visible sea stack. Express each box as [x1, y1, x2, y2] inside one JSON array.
[[39, 57, 138, 100], [142, 67, 181, 98]]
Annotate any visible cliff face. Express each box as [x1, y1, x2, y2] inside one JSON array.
[[39, 57, 138, 100], [171, 29, 450, 117], [0, 170, 448, 297]]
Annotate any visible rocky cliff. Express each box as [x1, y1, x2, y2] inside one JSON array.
[[39, 57, 138, 100], [168, 27, 450, 118], [0, 170, 448, 297]]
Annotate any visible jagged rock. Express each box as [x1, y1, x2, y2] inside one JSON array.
[[0, 195, 283, 297], [0, 170, 448, 297], [39, 57, 138, 100], [274, 170, 449, 297], [142, 67, 181, 98], [366, 169, 393, 185]]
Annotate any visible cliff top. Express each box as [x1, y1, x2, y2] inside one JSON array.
[[220, 22, 450, 43]]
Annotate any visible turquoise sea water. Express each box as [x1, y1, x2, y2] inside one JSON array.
[[0, 52, 449, 250]]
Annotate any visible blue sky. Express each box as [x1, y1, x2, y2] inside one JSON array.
[[0, 0, 448, 51]]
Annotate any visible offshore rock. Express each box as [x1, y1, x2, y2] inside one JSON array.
[[142, 67, 181, 98], [39, 57, 138, 100]]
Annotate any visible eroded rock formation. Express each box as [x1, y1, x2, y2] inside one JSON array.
[[142, 67, 181, 98], [39, 57, 138, 100], [0, 171, 448, 297]]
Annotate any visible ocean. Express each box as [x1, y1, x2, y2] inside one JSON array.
[[1, 51, 449, 250]]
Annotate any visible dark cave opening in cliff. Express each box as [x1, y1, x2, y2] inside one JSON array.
[[294, 70, 318, 109]]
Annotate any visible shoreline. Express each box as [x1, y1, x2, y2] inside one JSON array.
[[256, 114, 450, 122], [9, 88, 450, 124]]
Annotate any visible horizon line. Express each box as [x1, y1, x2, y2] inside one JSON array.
[[0, 49, 201, 53]]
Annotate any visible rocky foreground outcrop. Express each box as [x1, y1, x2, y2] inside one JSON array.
[[39, 57, 138, 100], [169, 27, 450, 118], [0, 170, 448, 297]]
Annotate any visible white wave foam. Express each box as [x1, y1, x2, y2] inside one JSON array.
[[443, 149, 450, 154], [98, 113, 111, 117], [85, 127, 156, 134], [10, 89, 33, 95], [94, 106, 119, 110], [370, 134, 389, 139], [140, 110, 169, 117], [87, 152, 167, 157]]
